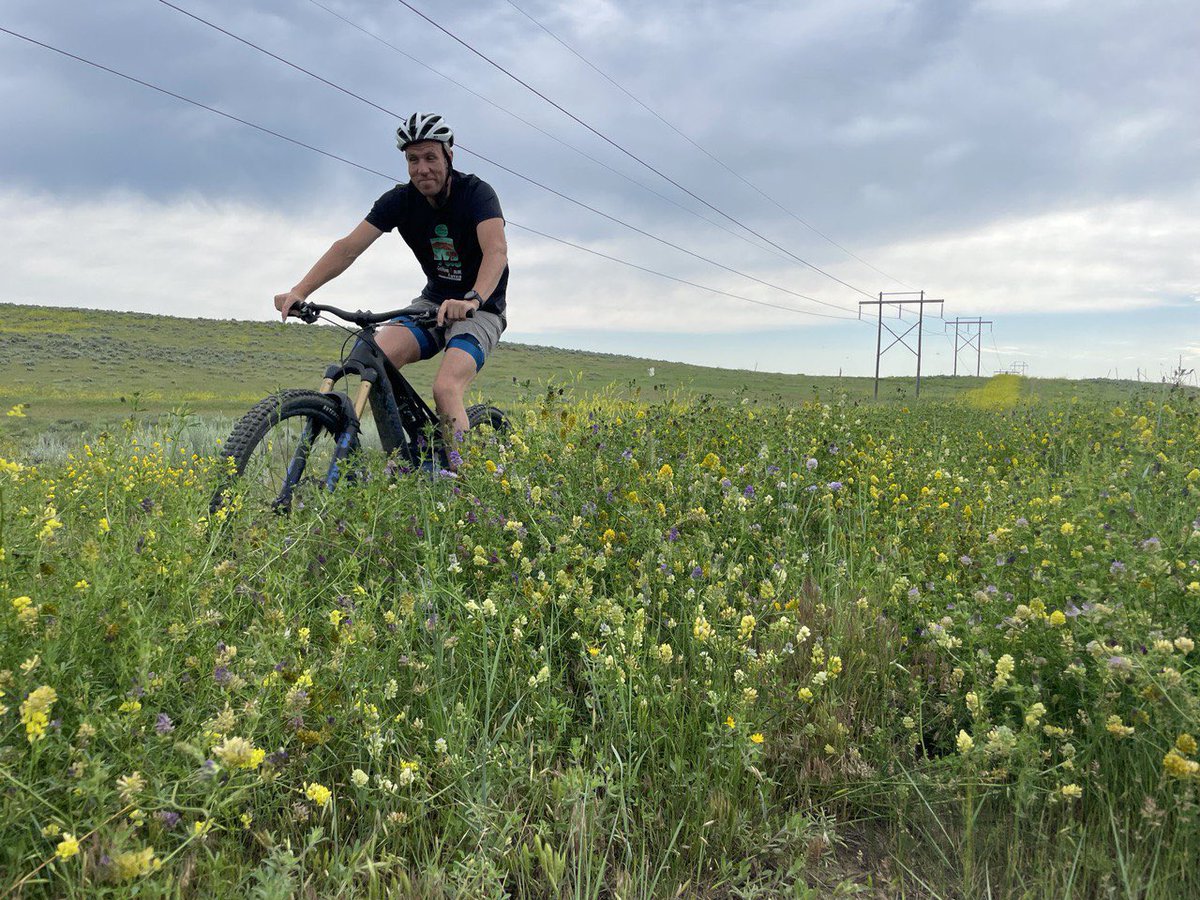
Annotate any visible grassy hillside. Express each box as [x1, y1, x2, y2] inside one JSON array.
[[0, 302, 1174, 445]]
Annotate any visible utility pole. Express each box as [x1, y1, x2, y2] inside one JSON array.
[[859, 291, 945, 399], [946, 317, 993, 377]]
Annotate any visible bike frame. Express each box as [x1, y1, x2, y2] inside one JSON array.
[[279, 303, 449, 499]]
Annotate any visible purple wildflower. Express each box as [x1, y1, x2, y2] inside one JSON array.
[[213, 666, 231, 686], [806, 458, 818, 471], [1110, 561, 1126, 574], [691, 566, 703, 579], [743, 485, 756, 498], [156, 811, 181, 829], [959, 555, 972, 566], [667, 526, 679, 542], [266, 749, 289, 769], [828, 481, 843, 492], [155, 713, 174, 735]]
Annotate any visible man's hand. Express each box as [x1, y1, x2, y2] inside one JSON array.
[[437, 297, 480, 326], [274, 290, 307, 322]]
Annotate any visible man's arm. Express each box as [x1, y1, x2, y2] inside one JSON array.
[[437, 217, 508, 325], [274, 220, 383, 320], [472, 217, 508, 303]]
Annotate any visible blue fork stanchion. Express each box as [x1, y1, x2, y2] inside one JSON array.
[[275, 421, 316, 509], [325, 425, 360, 490]]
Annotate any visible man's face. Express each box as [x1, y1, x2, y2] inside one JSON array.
[[405, 141, 450, 198]]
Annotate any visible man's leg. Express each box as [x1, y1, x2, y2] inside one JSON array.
[[375, 321, 426, 368], [431, 347, 479, 438]]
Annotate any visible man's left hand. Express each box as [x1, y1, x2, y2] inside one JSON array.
[[438, 297, 480, 326]]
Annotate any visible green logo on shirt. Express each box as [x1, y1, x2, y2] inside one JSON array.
[[430, 224, 461, 281]]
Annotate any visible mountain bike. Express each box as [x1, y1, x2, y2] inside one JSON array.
[[210, 300, 509, 514]]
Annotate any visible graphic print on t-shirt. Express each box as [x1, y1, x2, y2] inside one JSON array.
[[430, 224, 462, 282]]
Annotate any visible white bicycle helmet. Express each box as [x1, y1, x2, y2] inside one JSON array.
[[396, 112, 454, 151]]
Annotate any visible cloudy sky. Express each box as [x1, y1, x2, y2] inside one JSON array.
[[2, 0, 1197, 380]]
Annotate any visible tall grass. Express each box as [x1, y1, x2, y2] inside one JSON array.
[[0, 387, 1197, 897]]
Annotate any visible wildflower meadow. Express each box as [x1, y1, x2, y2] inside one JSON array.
[[1, 379, 1198, 897]]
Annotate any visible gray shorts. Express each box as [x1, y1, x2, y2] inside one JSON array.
[[386, 297, 506, 371]]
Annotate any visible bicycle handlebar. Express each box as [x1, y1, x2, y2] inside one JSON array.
[[290, 300, 472, 328]]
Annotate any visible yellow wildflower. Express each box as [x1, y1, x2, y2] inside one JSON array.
[[993, 654, 1015, 689], [304, 782, 332, 807], [1060, 784, 1082, 800], [109, 846, 159, 881], [116, 772, 146, 803], [957, 730, 974, 754], [55, 833, 80, 860], [1163, 750, 1199, 778], [212, 736, 265, 770], [20, 685, 56, 743], [750, 733, 764, 744], [1106, 715, 1134, 738]]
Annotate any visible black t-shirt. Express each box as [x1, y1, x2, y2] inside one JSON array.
[[365, 170, 508, 315]]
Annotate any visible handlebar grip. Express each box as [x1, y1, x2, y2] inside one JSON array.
[[291, 301, 319, 323]]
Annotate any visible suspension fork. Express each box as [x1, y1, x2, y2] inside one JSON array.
[[323, 378, 374, 489]]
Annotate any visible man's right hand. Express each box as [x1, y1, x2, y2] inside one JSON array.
[[274, 290, 307, 322]]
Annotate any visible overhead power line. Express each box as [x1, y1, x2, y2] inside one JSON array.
[[501, 0, 916, 292], [0, 23, 859, 323], [392, 0, 878, 301], [303, 0, 794, 268], [149, 0, 865, 318]]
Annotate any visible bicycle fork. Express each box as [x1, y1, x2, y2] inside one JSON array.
[[321, 378, 374, 491]]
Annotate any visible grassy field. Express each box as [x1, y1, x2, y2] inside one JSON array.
[[1, 304, 1198, 897], [0, 303, 1153, 449]]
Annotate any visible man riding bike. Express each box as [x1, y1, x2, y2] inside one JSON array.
[[274, 112, 509, 444]]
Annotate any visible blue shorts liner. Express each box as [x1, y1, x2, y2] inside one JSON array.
[[393, 317, 437, 360], [448, 334, 486, 372]]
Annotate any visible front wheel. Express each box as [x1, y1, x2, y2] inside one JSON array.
[[210, 390, 357, 515]]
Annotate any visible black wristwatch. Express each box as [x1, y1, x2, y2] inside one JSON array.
[[462, 290, 482, 308]]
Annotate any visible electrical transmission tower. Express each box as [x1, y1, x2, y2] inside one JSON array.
[[859, 291, 945, 399], [946, 317, 993, 376]]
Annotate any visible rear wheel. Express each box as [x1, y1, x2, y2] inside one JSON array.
[[466, 403, 510, 433], [210, 390, 356, 515]]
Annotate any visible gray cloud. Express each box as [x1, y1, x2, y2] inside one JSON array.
[[1, 0, 1197, 376]]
